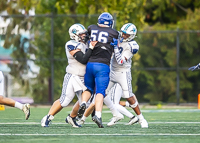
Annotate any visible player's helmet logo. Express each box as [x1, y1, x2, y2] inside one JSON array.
[[72, 29, 77, 34]]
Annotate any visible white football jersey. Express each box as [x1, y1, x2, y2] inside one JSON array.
[[110, 40, 139, 72], [65, 40, 88, 76]]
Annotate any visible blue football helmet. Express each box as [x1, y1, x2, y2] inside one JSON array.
[[98, 12, 114, 28]]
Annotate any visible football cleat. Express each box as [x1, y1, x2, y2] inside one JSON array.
[[22, 104, 30, 120], [107, 114, 124, 126], [41, 115, 54, 127], [77, 103, 86, 118], [92, 115, 104, 128], [139, 119, 148, 128], [66, 115, 81, 128], [65, 117, 68, 124], [127, 116, 139, 125], [77, 119, 85, 125]]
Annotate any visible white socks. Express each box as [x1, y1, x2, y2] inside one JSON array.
[[82, 115, 86, 121], [14, 102, 23, 110], [82, 101, 86, 104], [115, 104, 133, 118], [95, 111, 101, 118], [137, 113, 144, 121], [104, 96, 119, 117]]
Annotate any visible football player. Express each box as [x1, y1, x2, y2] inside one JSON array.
[[77, 12, 120, 128], [0, 71, 30, 120], [76, 85, 124, 126], [107, 83, 142, 126], [41, 23, 97, 127], [76, 84, 137, 127], [106, 23, 148, 128]]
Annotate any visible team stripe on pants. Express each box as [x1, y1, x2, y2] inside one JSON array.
[[60, 73, 71, 104]]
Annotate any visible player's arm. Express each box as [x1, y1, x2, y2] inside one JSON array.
[[114, 47, 127, 65], [71, 49, 92, 65], [111, 38, 138, 65], [188, 63, 200, 71], [110, 38, 126, 64], [69, 41, 97, 64]]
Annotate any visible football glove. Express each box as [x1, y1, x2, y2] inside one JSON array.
[[89, 42, 94, 50], [110, 38, 118, 47]]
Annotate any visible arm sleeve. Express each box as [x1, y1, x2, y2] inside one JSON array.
[[114, 44, 138, 65], [73, 48, 92, 64], [114, 46, 127, 65]]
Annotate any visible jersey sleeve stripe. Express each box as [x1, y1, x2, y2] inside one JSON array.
[[67, 45, 76, 51]]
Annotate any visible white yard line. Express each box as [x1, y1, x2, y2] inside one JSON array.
[[0, 133, 200, 136], [102, 109, 200, 113], [0, 121, 200, 125]]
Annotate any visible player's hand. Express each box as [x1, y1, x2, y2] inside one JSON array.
[[188, 63, 200, 71], [110, 38, 119, 47], [89, 41, 98, 50]]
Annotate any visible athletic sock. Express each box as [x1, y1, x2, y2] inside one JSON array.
[[95, 111, 101, 118], [82, 101, 86, 104], [15, 102, 23, 110], [115, 104, 133, 118], [82, 115, 86, 121], [104, 96, 119, 117], [137, 113, 144, 121]]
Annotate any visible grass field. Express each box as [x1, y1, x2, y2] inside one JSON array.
[[0, 105, 200, 143]]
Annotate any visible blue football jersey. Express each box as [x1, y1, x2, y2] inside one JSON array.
[[87, 25, 119, 65]]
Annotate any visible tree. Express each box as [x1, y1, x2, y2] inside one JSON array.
[[0, 0, 39, 97], [1, 0, 200, 103]]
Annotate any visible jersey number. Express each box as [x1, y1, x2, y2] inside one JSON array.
[[118, 47, 123, 54], [91, 30, 108, 43]]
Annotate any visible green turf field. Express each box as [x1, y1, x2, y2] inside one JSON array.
[[0, 105, 200, 143]]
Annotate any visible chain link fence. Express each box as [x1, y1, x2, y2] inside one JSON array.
[[0, 14, 199, 104]]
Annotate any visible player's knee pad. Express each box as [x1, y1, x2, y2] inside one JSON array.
[[130, 101, 138, 108]]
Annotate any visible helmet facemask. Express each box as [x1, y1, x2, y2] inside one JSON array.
[[69, 24, 87, 42], [119, 23, 137, 42], [119, 31, 136, 42]]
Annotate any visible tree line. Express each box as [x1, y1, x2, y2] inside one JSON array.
[[0, 0, 200, 104]]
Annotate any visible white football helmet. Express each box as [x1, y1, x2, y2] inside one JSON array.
[[69, 23, 87, 42], [119, 23, 137, 42]]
